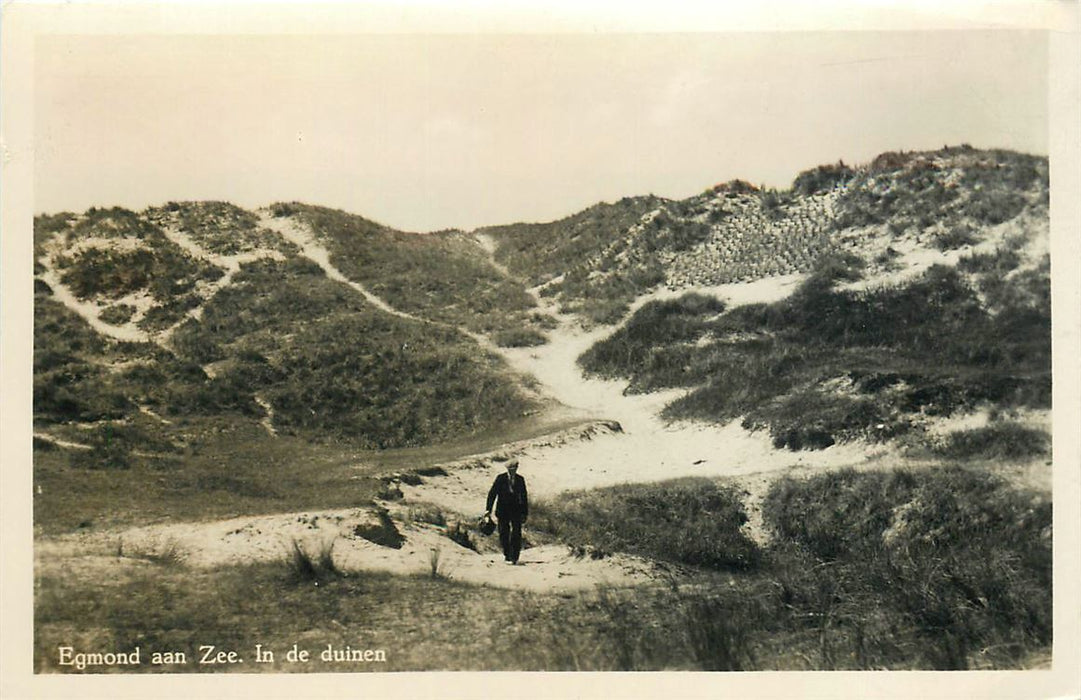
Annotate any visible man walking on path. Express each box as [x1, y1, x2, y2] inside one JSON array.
[[485, 458, 528, 564]]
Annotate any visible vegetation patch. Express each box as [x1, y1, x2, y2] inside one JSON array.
[[284, 204, 553, 340], [583, 256, 1049, 449], [99, 303, 137, 325], [933, 224, 979, 250], [532, 478, 760, 571], [929, 422, 1049, 461], [492, 327, 548, 348], [761, 466, 1050, 669]]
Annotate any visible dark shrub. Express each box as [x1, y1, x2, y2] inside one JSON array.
[[793, 162, 856, 196], [932, 423, 1049, 460], [762, 467, 1052, 668], [934, 225, 978, 250], [533, 478, 759, 570]]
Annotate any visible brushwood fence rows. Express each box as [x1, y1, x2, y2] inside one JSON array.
[[662, 190, 840, 287]]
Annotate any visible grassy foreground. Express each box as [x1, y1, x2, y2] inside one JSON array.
[[33, 411, 589, 535], [36, 462, 1050, 671]]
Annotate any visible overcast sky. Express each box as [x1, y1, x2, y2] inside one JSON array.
[[34, 31, 1048, 232]]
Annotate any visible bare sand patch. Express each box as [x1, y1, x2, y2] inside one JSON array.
[[38, 505, 660, 593]]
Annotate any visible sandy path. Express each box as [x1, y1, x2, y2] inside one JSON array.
[[260, 212, 501, 354], [39, 504, 661, 592], [36, 267, 152, 344], [259, 213, 415, 321]]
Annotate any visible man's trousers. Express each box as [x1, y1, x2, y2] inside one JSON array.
[[498, 517, 523, 563]]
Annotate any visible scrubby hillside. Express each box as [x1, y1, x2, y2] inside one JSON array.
[[487, 146, 1048, 325], [34, 146, 1050, 464], [480, 196, 666, 287], [33, 202, 544, 471], [272, 203, 556, 346], [576, 146, 1050, 453]]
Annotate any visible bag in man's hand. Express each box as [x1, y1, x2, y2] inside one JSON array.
[[478, 514, 496, 536]]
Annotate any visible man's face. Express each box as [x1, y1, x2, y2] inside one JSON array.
[[507, 464, 518, 477]]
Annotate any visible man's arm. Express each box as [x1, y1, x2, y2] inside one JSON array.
[[485, 475, 500, 514], [521, 478, 528, 521]]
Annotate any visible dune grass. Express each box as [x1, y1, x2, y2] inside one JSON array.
[[531, 477, 760, 571], [762, 466, 1051, 669], [36, 463, 1051, 672], [581, 257, 1049, 450], [929, 422, 1050, 461], [281, 203, 553, 339]]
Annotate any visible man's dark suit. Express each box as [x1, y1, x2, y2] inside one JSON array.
[[486, 471, 528, 563]]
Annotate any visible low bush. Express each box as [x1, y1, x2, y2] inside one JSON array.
[[493, 328, 547, 348], [532, 478, 759, 570], [792, 161, 855, 196], [958, 246, 1023, 275], [743, 389, 909, 450], [931, 422, 1049, 461], [70, 441, 133, 471], [99, 304, 136, 326], [762, 467, 1051, 669], [934, 225, 979, 250]]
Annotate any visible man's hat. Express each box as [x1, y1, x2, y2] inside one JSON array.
[[506, 458, 519, 468]]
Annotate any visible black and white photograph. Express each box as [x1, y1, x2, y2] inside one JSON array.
[[2, 2, 1079, 698]]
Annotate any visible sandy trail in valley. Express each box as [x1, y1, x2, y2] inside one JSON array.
[[38, 504, 663, 592], [397, 274, 886, 549]]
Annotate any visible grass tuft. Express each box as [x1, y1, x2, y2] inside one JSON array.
[[930, 422, 1049, 461], [286, 538, 341, 583], [428, 547, 445, 579], [123, 537, 188, 567]]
